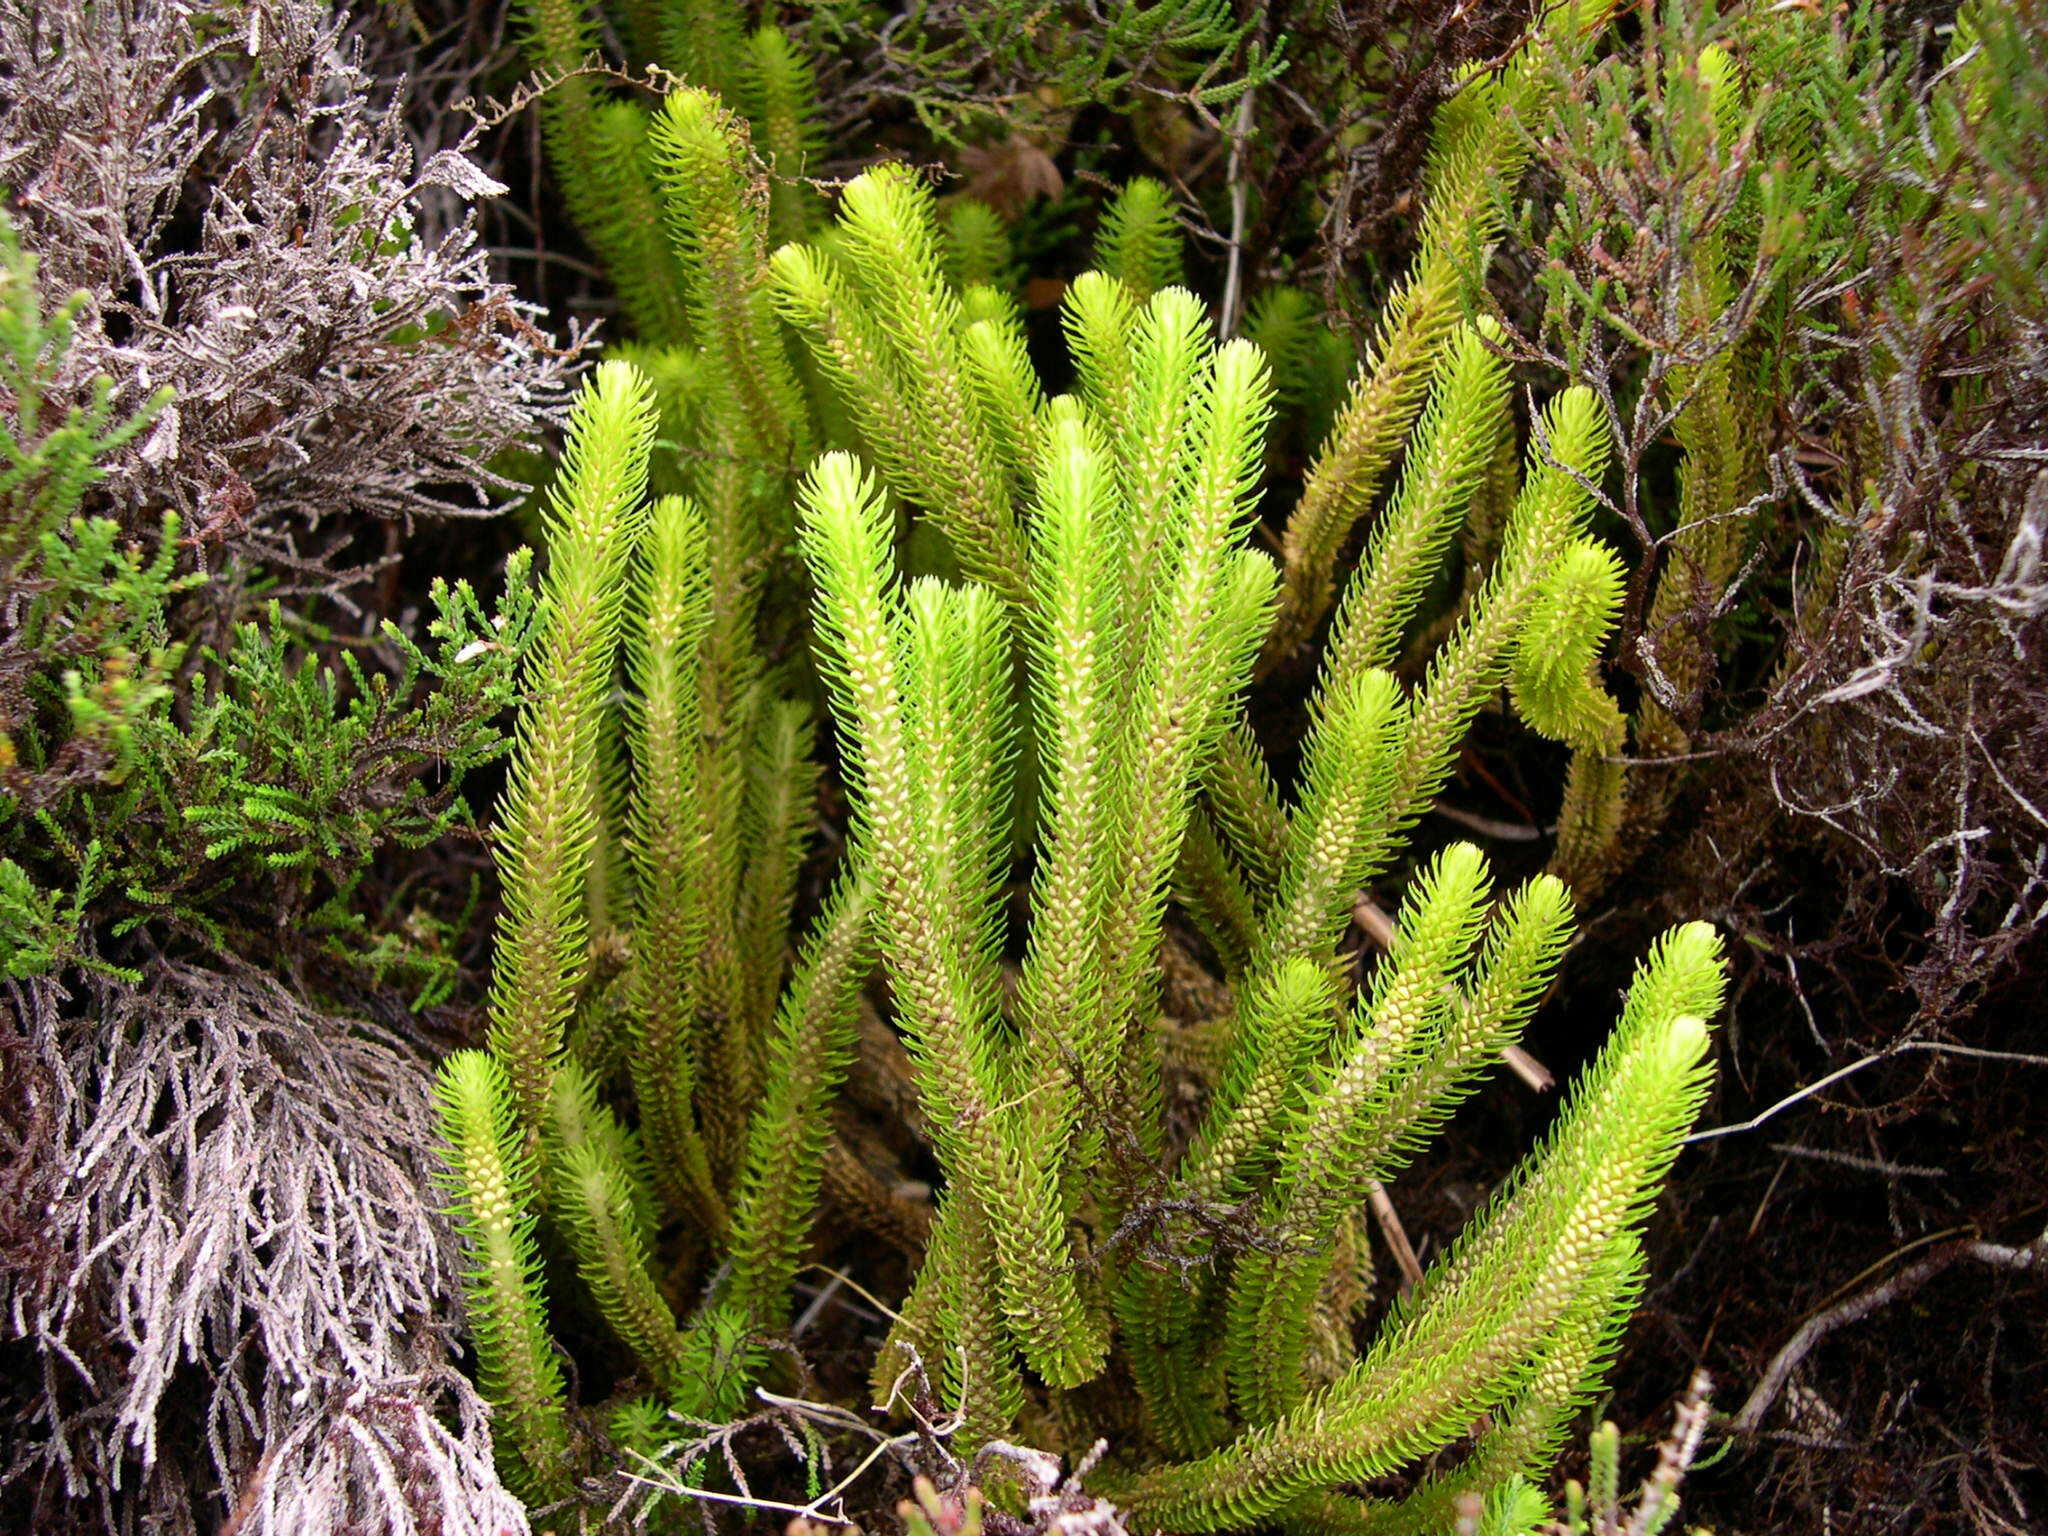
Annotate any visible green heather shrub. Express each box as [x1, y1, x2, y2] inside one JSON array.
[[1502, 0, 2048, 1019], [434, 17, 1733, 1524], [0, 206, 541, 994]]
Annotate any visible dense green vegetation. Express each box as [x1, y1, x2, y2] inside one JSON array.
[[2, 0, 2041, 1531]]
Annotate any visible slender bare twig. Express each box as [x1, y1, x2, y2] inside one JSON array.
[[1430, 800, 1546, 841], [1768, 1143, 1947, 1180], [1969, 1227, 2048, 1272], [1731, 1224, 2047, 1434], [1685, 1040, 2048, 1145], [1366, 1179, 1426, 1292], [1218, 81, 1256, 339], [1503, 1043, 1557, 1093]]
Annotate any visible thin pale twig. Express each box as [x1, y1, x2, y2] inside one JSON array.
[[1686, 1040, 2048, 1145], [1366, 1178, 1425, 1292]]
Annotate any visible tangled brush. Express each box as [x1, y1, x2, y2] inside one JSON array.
[[0, 0, 582, 597], [1, 960, 526, 1536]]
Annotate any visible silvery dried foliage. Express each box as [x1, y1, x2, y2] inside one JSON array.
[[1, 960, 528, 1536], [0, 0, 583, 595], [226, 1373, 529, 1536]]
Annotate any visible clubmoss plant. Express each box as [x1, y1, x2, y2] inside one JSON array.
[[436, 51, 1730, 1518], [1265, 0, 1618, 666], [438, 348, 871, 1466], [514, 0, 824, 346]]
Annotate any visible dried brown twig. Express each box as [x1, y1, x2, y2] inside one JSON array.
[[1731, 1224, 2048, 1436]]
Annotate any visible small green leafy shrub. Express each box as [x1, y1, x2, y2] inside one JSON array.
[[0, 207, 541, 994]]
